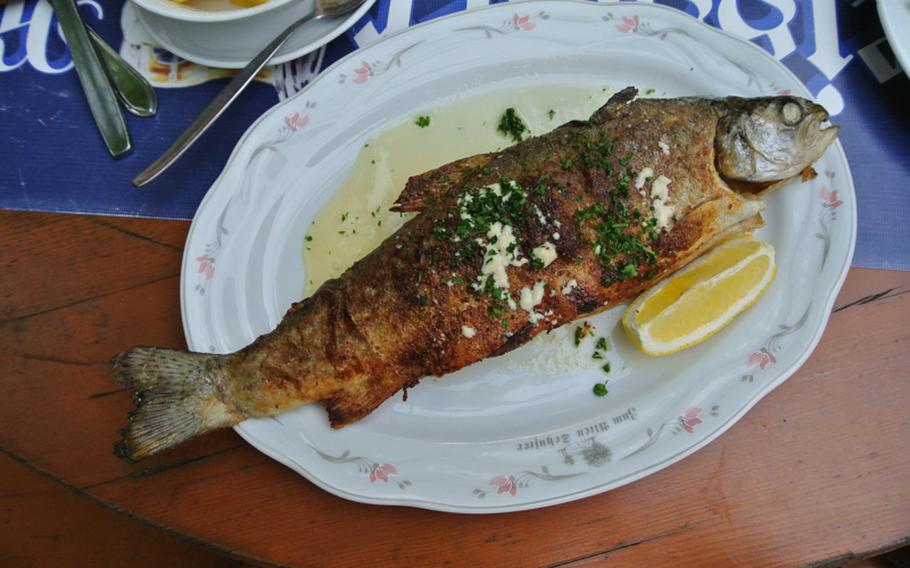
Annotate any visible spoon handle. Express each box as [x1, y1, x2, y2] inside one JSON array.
[[133, 10, 318, 187], [87, 26, 158, 118]]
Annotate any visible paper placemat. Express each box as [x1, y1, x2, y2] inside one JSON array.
[[0, 0, 907, 270]]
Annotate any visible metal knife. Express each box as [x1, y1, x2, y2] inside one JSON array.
[[50, 0, 131, 157]]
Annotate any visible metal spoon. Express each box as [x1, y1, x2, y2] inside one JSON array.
[[133, 0, 367, 187], [87, 27, 158, 118]]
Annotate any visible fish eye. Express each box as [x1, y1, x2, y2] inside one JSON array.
[[781, 101, 803, 125]]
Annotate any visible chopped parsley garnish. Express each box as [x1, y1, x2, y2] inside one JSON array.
[[592, 351, 604, 360], [574, 134, 615, 177], [644, 88, 656, 95], [575, 187, 659, 285], [437, 180, 547, 315], [548, 109, 556, 120], [602, 362, 611, 373], [341, 212, 349, 222], [574, 322, 594, 346], [304, 235, 313, 242], [497, 108, 527, 142], [595, 337, 608, 351], [616, 172, 631, 197], [592, 383, 608, 397], [416, 115, 431, 128], [454, 184, 520, 238]]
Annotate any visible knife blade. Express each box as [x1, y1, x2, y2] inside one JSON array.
[[50, 0, 131, 157]]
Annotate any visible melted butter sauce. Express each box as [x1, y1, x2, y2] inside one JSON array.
[[302, 85, 619, 296]]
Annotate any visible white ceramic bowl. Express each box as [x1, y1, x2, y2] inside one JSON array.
[[129, 0, 369, 68], [128, 0, 301, 23]]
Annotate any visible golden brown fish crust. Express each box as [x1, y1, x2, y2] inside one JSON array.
[[223, 89, 767, 427], [114, 87, 836, 461]]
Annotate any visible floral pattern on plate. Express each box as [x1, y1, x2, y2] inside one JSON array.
[[181, 1, 856, 513], [474, 466, 584, 499], [311, 447, 412, 490]]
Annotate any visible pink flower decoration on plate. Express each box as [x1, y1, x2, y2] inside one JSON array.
[[284, 112, 308, 131], [749, 349, 777, 369], [820, 186, 844, 209], [680, 407, 702, 433], [616, 15, 639, 33], [512, 13, 535, 31], [490, 475, 517, 496], [196, 255, 214, 280], [353, 61, 372, 84], [369, 463, 397, 483]]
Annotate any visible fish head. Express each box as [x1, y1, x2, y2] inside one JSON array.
[[715, 96, 838, 184]]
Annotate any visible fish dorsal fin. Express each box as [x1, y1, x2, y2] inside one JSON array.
[[590, 86, 638, 123], [391, 153, 494, 212]]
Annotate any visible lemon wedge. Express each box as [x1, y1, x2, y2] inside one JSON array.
[[622, 236, 776, 356]]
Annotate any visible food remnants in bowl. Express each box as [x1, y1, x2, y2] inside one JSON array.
[[169, 0, 268, 12]]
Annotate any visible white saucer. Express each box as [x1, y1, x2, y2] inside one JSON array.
[[129, 0, 377, 69], [878, 0, 910, 74]]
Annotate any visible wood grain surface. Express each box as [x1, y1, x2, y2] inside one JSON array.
[[0, 451, 240, 567], [0, 210, 908, 567]]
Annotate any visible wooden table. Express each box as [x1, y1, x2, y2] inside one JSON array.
[[1, 210, 908, 567]]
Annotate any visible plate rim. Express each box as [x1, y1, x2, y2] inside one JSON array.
[[132, 0, 378, 68], [181, 0, 858, 513]]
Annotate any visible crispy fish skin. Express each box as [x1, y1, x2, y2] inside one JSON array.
[[114, 87, 837, 461]]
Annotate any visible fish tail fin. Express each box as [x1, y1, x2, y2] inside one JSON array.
[[112, 347, 238, 462]]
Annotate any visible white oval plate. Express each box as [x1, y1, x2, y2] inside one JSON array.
[[131, 0, 377, 68], [878, 0, 910, 74], [182, 1, 856, 513]]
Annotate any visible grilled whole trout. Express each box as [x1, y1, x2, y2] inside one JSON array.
[[114, 87, 838, 460]]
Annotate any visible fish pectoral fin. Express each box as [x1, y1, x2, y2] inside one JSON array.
[[723, 165, 817, 198], [683, 195, 765, 249], [661, 196, 764, 277], [391, 153, 495, 212]]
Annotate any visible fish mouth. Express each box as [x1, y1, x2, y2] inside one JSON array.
[[807, 121, 840, 158]]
